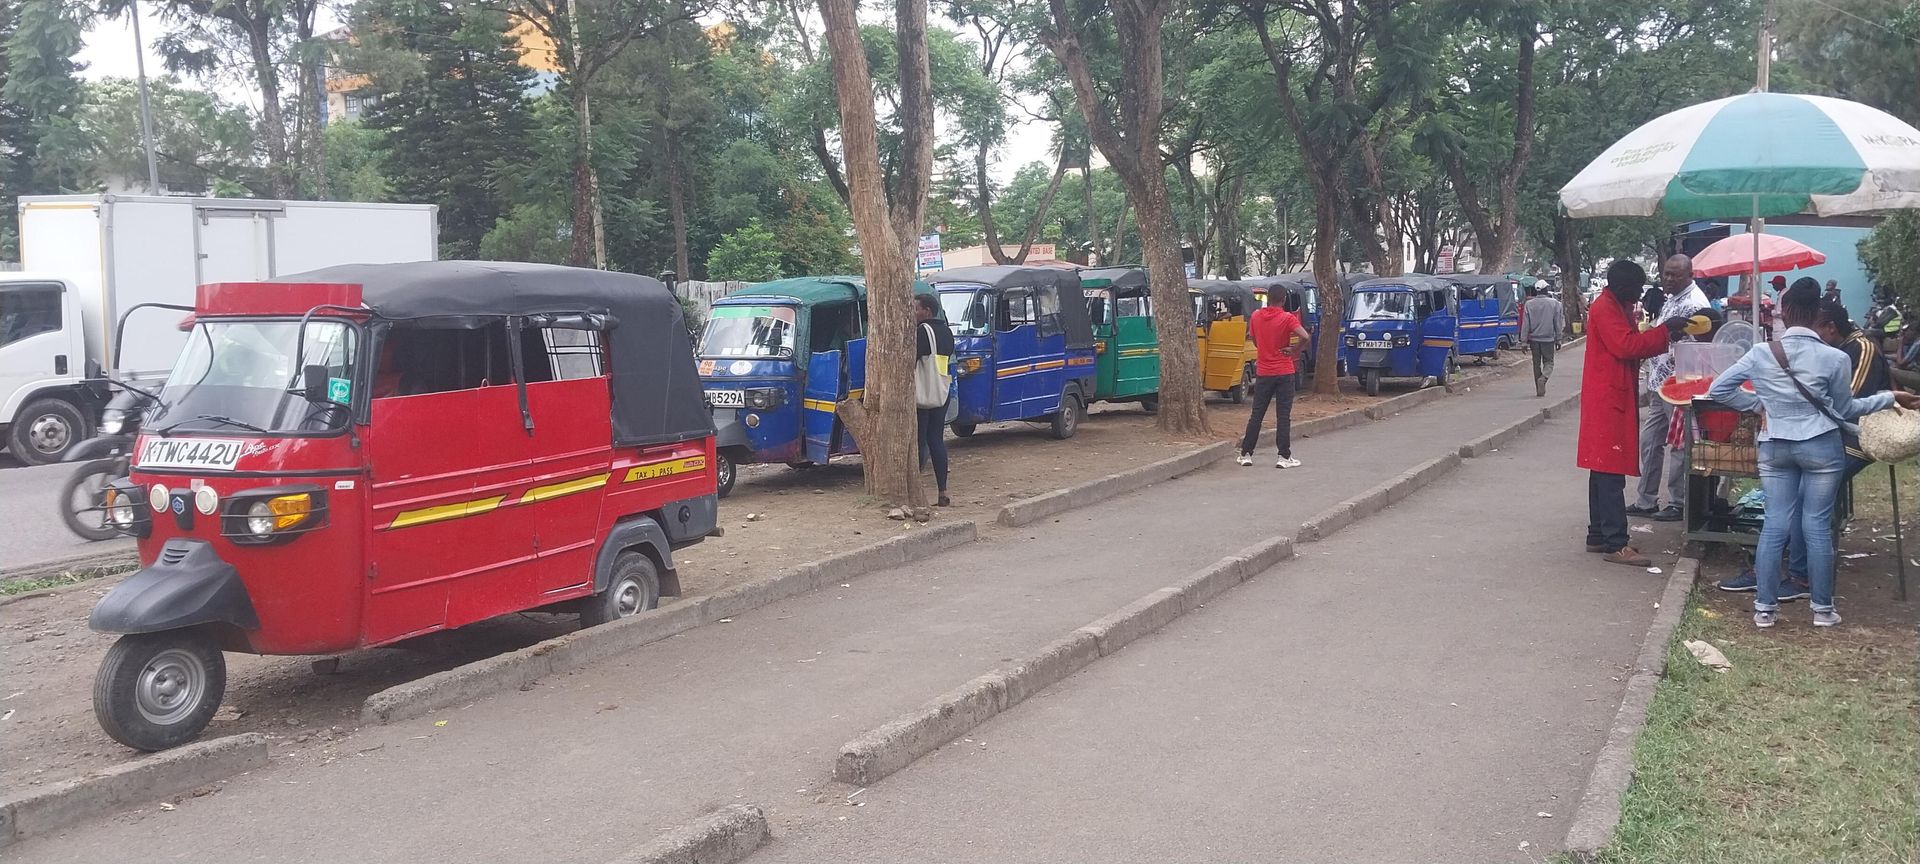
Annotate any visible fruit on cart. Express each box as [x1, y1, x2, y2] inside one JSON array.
[[1657, 374, 1755, 406]]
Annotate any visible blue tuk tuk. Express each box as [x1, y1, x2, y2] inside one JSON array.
[[698, 277, 870, 497], [1446, 274, 1520, 357], [1341, 274, 1463, 396], [930, 265, 1098, 439]]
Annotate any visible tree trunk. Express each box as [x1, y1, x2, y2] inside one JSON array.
[[1111, 199, 1129, 263], [1349, 193, 1391, 276], [1552, 210, 1584, 325], [1082, 149, 1100, 264], [667, 127, 690, 278], [567, 83, 597, 267], [818, 0, 930, 508], [1306, 173, 1346, 395], [1359, 132, 1403, 275], [1129, 175, 1208, 435], [245, 21, 293, 198]]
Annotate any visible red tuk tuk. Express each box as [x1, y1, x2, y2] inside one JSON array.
[[90, 262, 718, 750]]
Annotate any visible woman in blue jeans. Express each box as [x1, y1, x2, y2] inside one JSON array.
[[1707, 279, 1918, 628]]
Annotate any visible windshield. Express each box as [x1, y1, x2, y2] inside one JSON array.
[[939, 288, 992, 337], [1350, 291, 1414, 321], [700, 304, 797, 358], [148, 319, 357, 435]]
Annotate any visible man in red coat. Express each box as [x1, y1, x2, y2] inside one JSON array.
[[1581, 260, 1688, 566]]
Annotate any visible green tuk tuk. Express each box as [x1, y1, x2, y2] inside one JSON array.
[[1078, 265, 1160, 411]]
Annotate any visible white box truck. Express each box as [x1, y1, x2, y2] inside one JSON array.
[[1, 195, 438, 464]]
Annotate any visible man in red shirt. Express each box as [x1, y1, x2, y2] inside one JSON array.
[[1240, 294, 1315, 468], [1580, 260, 1688, 566]]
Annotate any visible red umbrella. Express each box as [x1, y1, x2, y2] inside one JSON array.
[[1692, 231, 1826, 278]]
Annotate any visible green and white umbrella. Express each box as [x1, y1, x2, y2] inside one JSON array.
[[1559, 92, 1920, 221]]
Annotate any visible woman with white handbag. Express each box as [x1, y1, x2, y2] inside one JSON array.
[[914, 294, 956, 506]]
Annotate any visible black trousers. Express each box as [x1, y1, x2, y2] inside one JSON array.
[[1587, 471, 1629, 551], [1240, 374, 1297, 457]]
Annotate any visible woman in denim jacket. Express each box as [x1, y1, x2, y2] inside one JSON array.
[[1708, 278, 1920, 629]]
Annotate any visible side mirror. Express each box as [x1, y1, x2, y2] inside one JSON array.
[[302, 365, 331, 404]]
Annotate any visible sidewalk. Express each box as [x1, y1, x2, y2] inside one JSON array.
[[755, 409, 1676, 863], [13, 350, 1596, 863]]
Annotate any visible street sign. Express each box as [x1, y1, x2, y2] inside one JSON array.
[[917, 233, 943, 272], [1438, 245, 1457, 274]]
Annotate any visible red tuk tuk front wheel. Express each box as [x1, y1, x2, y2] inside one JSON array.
[[581, 552, 661, 627], [93, 630, 227, 752]]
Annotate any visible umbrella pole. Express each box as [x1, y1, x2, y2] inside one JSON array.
[[1893, 464, 1908, 602], [1751, 194, 1768, 340]]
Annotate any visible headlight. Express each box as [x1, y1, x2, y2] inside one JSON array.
[[744, 387, 784, 409], [1343, 335, 1358, 348], [101, 413, 124, 435], [105, 489, 135, 527], [246, 501, 276, 537], [148, 484, 171, 513], [1393, 333, 1412, 347]]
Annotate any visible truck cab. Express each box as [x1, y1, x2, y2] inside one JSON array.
[[0, 274, 97, 464]]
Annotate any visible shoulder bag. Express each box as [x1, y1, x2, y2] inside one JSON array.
[[914, 322, 951, 409]]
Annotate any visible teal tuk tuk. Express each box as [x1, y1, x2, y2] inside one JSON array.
[[1078, 265, 1160, 411], [697, 277, 868, 497]]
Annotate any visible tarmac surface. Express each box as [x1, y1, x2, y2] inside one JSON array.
[[8, 347, 1675, 864], [0, 460, 133, 573]]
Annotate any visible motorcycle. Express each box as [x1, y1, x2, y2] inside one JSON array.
[[58, 390, 150, 542]]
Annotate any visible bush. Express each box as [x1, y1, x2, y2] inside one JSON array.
[[1859, 211, 1920, 308]]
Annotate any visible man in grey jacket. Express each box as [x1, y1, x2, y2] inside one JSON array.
[[1522, 283, 1567, 397]]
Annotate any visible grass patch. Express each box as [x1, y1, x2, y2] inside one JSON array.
[[0, 564, 133, 596], [1591, 588, 1918, 864]]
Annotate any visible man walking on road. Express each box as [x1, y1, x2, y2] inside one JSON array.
[[1522, 284, 1567, 397], [1239, 294, 1315, 468], [1628, 254, 1708, 522], [1581, 260, 1688, 567]]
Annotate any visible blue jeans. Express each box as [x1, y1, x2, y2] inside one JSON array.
[[1755, 431, 1845, 612], [1785, 454, 1871, 582]]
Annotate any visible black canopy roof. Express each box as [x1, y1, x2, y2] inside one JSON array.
[[929, 265, 1093, 349], [1351, 273, 1457, 294], [1187, 280, 1260, 316], [1077, 266, 1149, 295], [280, 260, 711, 447]]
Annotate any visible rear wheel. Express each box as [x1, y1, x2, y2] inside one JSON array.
[[93, 630, 226, 752], [10, 397, 86, 466], [60, 459, 122, 542], [715, 451, 737, 499], [1362, 368, 1381, 397], [580, 552, 660, 628], [1138, 395, 1159, 414], [1050, 393, 1084, 440], [950, 422, 976, 438]]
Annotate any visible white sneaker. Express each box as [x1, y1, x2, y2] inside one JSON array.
[[1236, 454, 1253, 466], [1276, 456, 1301, 469]]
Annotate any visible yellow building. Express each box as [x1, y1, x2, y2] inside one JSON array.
[[323, 18, 564, 124]]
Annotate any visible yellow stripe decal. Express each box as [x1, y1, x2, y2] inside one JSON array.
[[624, 456, 708, 483], [390, 495, 507, 530], [520, 472, 610, 505], [803, 398, 838, 413], [1117, 348, 1160, 357], [847, 388, 865, 399], [1422, 339, 1455, 347]]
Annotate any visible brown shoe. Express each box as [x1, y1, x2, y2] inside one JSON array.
[[1604, 546, 1652, 567]]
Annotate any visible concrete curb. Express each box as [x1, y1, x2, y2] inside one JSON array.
[[0, 549, 138, 600], [0, 733, 269, 848], [362, 521, 979, 725], [1563, 556, 1697, 860], [833, 537, 1295, 787], [608, 804, 770, 864], [995, 357, 1526, 529], [998, 441, 1235, 527], [1297, 452, 1461, 542]]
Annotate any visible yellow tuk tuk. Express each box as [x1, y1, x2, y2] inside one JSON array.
[[1188, 281, 1260, 403]]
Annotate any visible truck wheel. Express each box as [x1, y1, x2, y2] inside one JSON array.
[[950, 422, 976, 438], [93, 630, 226, 752], [581, 552, 660, 628], [715, 452, 737, 499], [60, 459, 121, 541], [10, 398, 87, 466], [1050, 393, 1083, 440], [1362, 369, 1381, 397]]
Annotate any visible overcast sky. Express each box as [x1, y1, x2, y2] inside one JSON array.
[[77, 3, 1053, 184]]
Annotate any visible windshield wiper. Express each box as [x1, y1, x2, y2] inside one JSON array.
[[155, 414, 269, 436]]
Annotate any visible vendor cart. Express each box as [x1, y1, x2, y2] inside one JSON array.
[[1683, 398, 1852, 548]]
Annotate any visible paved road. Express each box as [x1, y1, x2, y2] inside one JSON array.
[[12, 347, 1625, 863], [0, 460, 133, 573], [755, 410, 1671, 863]]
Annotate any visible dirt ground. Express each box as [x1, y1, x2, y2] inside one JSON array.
[[0, 359, 1516, 794]]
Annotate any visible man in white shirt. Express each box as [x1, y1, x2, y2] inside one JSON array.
[[1627, 254, 1709, 521]]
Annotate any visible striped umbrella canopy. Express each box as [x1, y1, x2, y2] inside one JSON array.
[[1559, 92, 1920, 221], [1691, 232, 1826, 278]]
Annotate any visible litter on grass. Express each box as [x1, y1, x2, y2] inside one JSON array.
[[1684, 639, 1732, 673]]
